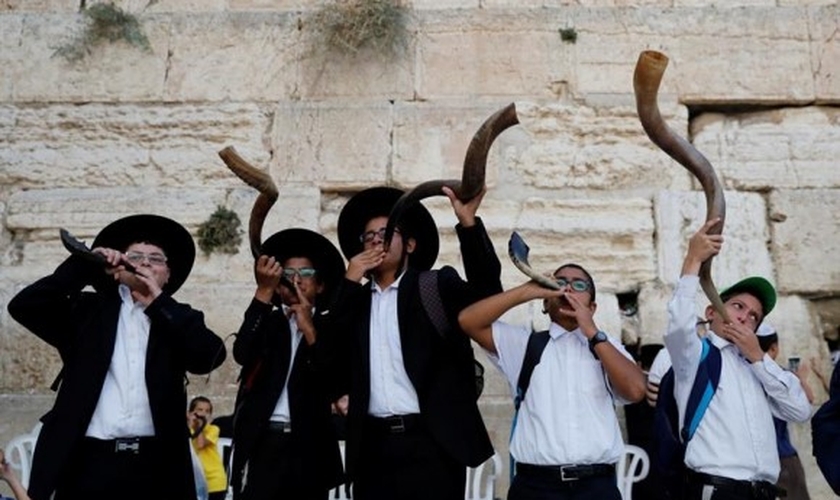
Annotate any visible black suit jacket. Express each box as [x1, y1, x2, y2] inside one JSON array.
[[7, 256, 226, 500], [325, 218, 502, 478], [229, 299, 344, 495]]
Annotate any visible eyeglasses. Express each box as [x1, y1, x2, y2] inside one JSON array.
[[125, 251, 168, 266], [359, 227, 400, 244], [282, 267, 317, 279], [555, 277, 591, 292]]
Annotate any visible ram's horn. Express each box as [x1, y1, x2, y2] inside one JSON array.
[[218, 146, 278, 259], [383, 103, 520, 247], [634, 50, 729, 321]]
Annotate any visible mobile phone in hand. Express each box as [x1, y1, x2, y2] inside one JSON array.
[[788, 356, 801, 372]]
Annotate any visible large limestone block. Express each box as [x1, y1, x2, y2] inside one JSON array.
[[272, 101, 394, 188], [692, 107, 840, 190], [510, 100, 694, 192], [417, 9, 572, 99], [163, 12, 301, 101], [766, 296, 826, 369], [770, 188, 840, 294], [655, 190, 774, 289], [0, 0, 76, 12], [0, 103, 269, 188], [5, 14, 169, 102], [809, 5, 840, 103], [391, 101, 521, 188]]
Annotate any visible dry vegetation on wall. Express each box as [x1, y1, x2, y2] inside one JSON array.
[[307, 0, 409, 56], [197, 206, 243, 256], [53, 2, 151, 62]]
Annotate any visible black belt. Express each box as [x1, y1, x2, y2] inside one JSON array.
[[267, 421, 293, 433], [688, 471, 787, 499], [516, 463, 616, 482], [82, 436, 159, 455], [366, 414, 422, 434]]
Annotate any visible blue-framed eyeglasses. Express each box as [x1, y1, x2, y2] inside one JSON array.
[[282, 267, 317, 279], [555, 277, 591, 292]]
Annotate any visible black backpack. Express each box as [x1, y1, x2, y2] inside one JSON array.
[[418, 270, 485, 399], [508, 330, 551, 480], [653, 338, 722, 499]]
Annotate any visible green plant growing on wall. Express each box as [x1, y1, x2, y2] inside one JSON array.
[[559, 27, 578, 44], [54, 2, 152, 62], [308, 0, 409, 56], [197, 206, 243, 256]]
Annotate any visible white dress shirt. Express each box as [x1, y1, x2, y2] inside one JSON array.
[[270, 307, 306, 423], [648, 347, 672, 386], [489, 321, 631, 465], [367, 272, 420, 417], [665, 275, 812, 482], [86, 285, 155, 439]]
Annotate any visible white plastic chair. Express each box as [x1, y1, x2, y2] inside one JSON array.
[[4, 422, 42, 489], [465, 451, 502, 500], [329, 441, 352, 499], [616, 444, 650, 500]]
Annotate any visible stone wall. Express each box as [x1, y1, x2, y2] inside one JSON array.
[[1, 1, 838, 498]]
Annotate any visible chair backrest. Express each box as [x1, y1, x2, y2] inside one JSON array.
[[616, 444, 650, 500], [5, 422, 42, 489], [328, 441, 352, 500], [215, 437, 234, 500], [465, 452, 502, 500]]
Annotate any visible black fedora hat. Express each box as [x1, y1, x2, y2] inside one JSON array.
[[92, 214, 195, 295], [337, 186, 439, 271], [261, 228, 345, 293]]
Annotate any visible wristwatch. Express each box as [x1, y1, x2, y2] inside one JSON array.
[[588, 330, 608, 359]]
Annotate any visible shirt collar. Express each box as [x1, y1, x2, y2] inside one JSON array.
[[370, 269, 406, 293], [548, 322, 588, 346], [118, 284, 145, 310]]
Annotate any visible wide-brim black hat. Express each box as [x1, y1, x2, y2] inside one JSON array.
[[337, 186, 439, 271], [92, 214, 195, 295], [261, 228, 345, 293]]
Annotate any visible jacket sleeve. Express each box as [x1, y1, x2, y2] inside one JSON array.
[[456, 217, 502, 298], [232, 298, 276, 369], [7, 255, 104, 351], [145, 294, 226, 375]]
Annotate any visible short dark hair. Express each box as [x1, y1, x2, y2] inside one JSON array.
[[758, 333, 779, 353], [553, 263, 596, 302], [188, 395, 212, 413]]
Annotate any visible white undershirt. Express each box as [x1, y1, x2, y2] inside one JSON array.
[[489, 321, 631, 465], [270, 307, 305, 423], [367, 272, 420, 417], [86, 285, 155, 439]]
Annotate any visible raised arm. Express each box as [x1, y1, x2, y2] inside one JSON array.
[[458, 281, 561, 354]]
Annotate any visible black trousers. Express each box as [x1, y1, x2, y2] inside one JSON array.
[[353, 421, 464, 500], [508, 467, 621, 500], [239, 431, 328, 500], [54, 437, 182, 500]]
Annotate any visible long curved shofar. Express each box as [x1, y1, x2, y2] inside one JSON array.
[[382, 103, 520, 248], [633, 50, 729, 321], [509, 231, 561, 290], [218, 146, 279, 260]]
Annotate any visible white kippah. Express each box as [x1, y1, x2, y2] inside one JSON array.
[[757, 322, 776, 337]]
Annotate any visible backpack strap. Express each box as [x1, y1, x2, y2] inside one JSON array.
[[419, 270, 449, 338], [681, 337, 722, 442], [509, 330, 550, 482]]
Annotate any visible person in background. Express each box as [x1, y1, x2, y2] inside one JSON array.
[[458, 263, 646, 500], [6, 214, 226, 500], [755, 323, 814, 500], [625, 343, 666, 500], [0, 449, 31, 500], [188, 396, 228, 500], [230, 228, 346, 500]]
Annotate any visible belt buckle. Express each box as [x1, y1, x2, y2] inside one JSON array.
[[560, 465, 579, 482], [115, 437, 140, 454], [389, 416, 405, 433]]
